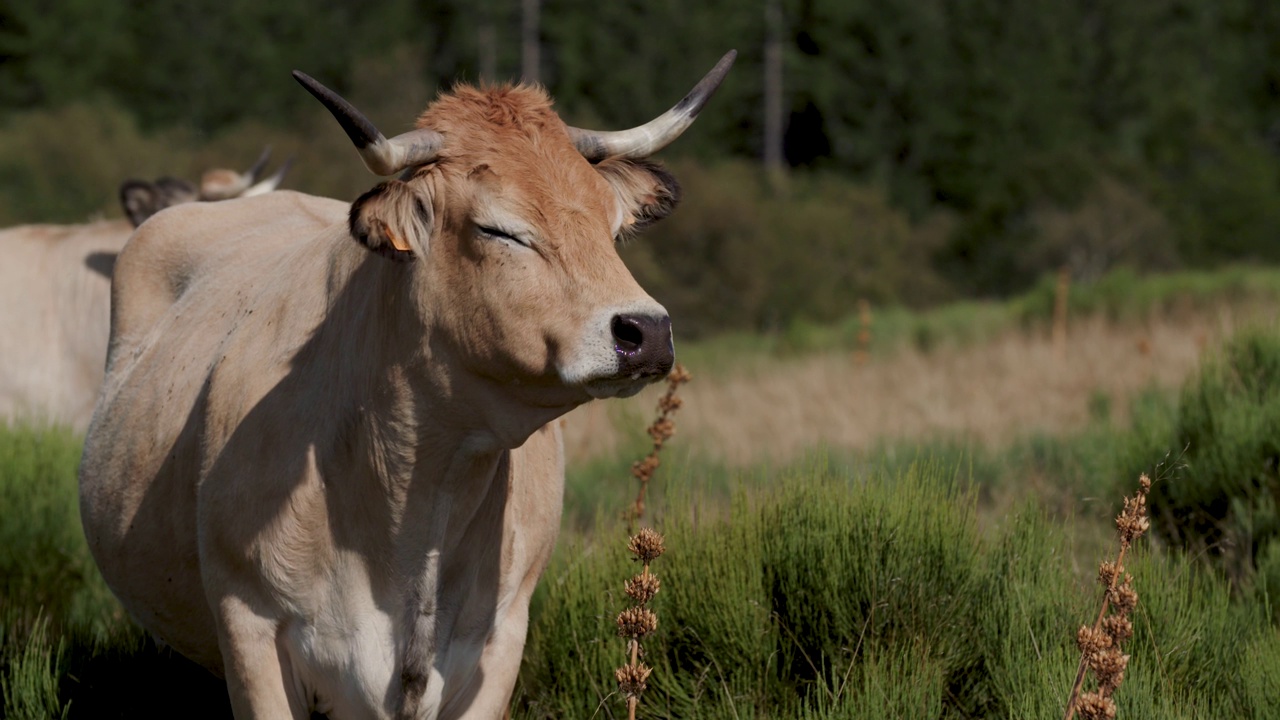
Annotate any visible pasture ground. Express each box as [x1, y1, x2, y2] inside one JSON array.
[[4, 268, 1280, 718]]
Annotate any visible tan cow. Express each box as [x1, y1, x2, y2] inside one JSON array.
[[79, 51, 735, 719], [0, 152, 289, 430], [119, 146, 293, 227]]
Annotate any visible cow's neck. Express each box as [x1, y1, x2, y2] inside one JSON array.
[[314, 238, 517, 539], [317, 238, 555, 714]]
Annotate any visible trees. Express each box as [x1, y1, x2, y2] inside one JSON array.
[[3, 1, 1280, 325]]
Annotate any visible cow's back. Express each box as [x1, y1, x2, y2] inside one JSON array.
[[80, 191, 346, 669], [105, 191, 346, 372], [0, 220, 129, 429]]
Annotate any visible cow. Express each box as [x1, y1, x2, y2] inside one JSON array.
[[119, 146, 294, 227], [78, 50, 735, 719], [0, 151, 290, 430]]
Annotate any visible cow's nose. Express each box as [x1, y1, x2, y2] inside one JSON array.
[[611, 314, 675, 378]]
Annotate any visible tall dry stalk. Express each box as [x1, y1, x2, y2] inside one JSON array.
[[1063, 473, 1152, 720], [627, 364, 691, 527], [1053, 265, 1071, 360], [854, 298, 872, 366], [613, 365, 689, 718], [615, 528, 664, 720]]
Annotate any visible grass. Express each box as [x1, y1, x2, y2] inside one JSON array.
[[662, 265, 1280, 372], [516, 461, 1279, 718], [565, 275, 1265, 470], [5, 270, 1280, 716]]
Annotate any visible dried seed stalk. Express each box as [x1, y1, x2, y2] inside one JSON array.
[[628, 364, 690, 527], [613, 366, 687, 719], [616, 527, 665, 720], [1064, 473, 1151, 720]]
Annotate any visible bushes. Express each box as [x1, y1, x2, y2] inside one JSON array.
[[2, 345, 1279, 716], [515, 462, 1278, 718], [620, 161, 954, 339], [1127, 327, 1280, 600], [0, 424, 113, 637], [1015, 266, 1280, 328]]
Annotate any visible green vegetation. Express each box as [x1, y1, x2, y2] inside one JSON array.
[[1130, 327, 1280, 610], [5, 300, 1280, 716], [669, 265, 1280, 371], [517, 465, 1278, 718], [0, 425, 113, 637], [6, 2, 1280, 330]]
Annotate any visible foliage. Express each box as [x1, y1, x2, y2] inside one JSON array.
[[0, 424, 113, 638], [1013, 266, 1280, 328], [7, 301, 1280, 715], [3, 2, 1280, 320], [1, 617, 69, 720], [622, 161, 952, 337], [1122, 326, 1280, 601], [515, 463, 1279, 718]]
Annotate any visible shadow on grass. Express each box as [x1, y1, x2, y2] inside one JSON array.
[[60, 633, 232, 719]]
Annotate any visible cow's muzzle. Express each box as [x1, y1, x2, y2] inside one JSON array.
[[611, 313, 675, 381]]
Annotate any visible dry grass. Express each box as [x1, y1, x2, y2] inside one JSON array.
[[564, 309, 1251, 468]]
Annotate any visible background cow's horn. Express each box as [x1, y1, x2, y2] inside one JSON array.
[[292, 70, 443, 176], [244, 145, 272, 183], [204, 146, 272, 199], [567, 50, 737, 162], [240, 156, 294, 197]]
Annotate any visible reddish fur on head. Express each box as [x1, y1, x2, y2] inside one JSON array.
[[417, 84, 564, 143], [348, 82, 681, 265]]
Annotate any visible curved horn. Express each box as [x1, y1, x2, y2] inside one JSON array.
[[239, 156, 294, 198], [292, 70, 443, 176], [244, 145, 272, 182], [207, 146, 274, 199], [567, 50, 737, 162]]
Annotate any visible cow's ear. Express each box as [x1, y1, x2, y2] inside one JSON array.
[[120, 177, 199, 228], [594, 158, 682, 240], [348, 179, 434, 262], [119, 180, 159, 228]]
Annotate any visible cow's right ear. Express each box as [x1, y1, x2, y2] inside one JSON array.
[[348, 179, 434, 262]]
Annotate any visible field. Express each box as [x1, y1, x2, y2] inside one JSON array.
[[5, 268, 1280, 718]]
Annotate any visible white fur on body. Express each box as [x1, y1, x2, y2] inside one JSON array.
[[0, 220, 127, 430], [80, 192, 593, 718]]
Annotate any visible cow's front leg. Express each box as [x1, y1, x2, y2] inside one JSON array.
[[215, 595, 310, 719]]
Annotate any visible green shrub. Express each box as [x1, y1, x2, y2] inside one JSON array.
[[516, 459, 1278, 718], [1137, 326, 1280, 587], [0, 424, 114, 636], [620, 161, 955, 339], [1016, 265, 1280, 330], [1, 616, 69, 720]]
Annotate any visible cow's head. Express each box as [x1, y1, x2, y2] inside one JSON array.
[[119, 147, 293, 227], [295, 52, 734, 406]]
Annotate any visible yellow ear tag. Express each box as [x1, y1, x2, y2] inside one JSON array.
[[381, 221, 413, 253]]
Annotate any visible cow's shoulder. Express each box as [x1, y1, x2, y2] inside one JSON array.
[[106, 191, 346, 369]]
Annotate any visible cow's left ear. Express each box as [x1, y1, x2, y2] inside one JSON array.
[[119, 180, 160, 228], [594, 158, 682, 240], [348, 179, 434, 261], [120, 177, 200, 228]]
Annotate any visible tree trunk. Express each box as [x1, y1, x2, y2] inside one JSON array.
[[763, 0, 786, 190], [477, 4, 497, 82], [521, 0, 541, 84]]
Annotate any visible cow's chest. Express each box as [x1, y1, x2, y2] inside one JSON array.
[[271, 542, 528, 719]]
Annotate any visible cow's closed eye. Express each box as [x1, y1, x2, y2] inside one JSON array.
[[476, 225, 528, 248]]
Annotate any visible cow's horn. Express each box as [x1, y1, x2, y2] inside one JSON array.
[[200, 146, 273, 200], [293, 70, 443, 176], [240, 156, 294, 197], [245, 145, 272, 182], [567, 50, 737, 162]]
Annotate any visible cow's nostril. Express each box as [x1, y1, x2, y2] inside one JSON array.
[[612, 316, 644, 354]]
